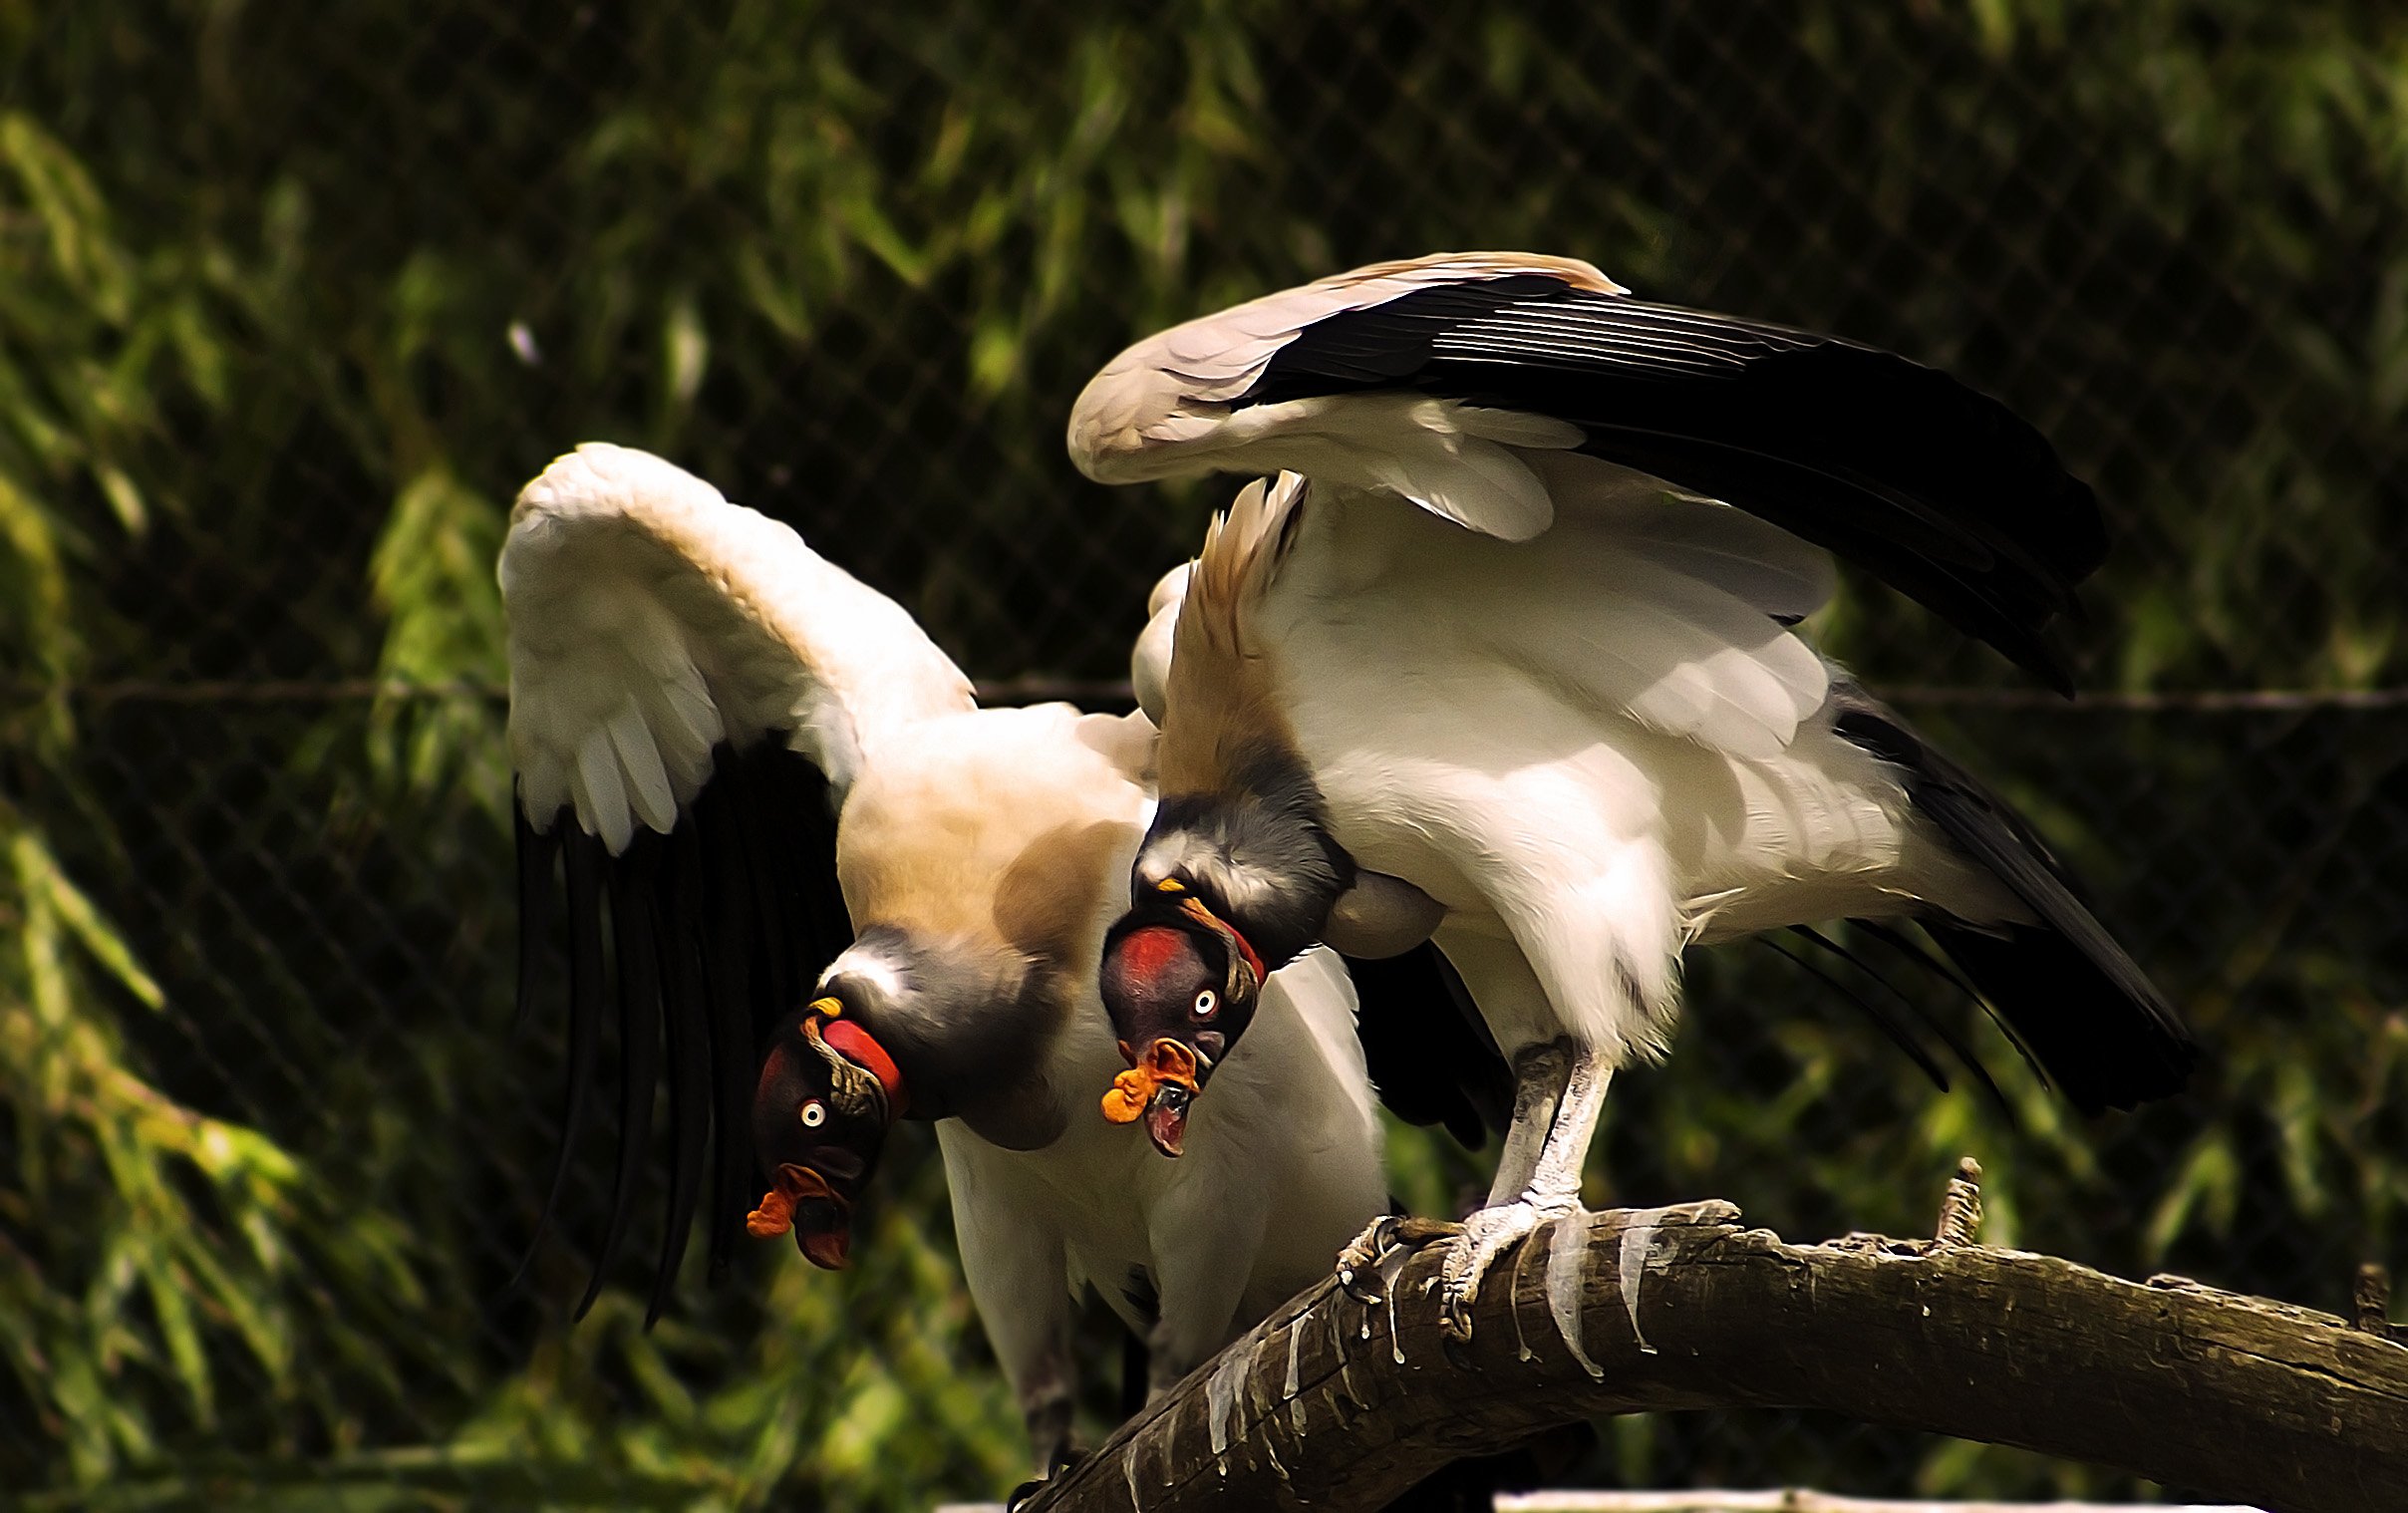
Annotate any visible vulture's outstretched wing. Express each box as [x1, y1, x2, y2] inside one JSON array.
[[1069, 252, 2100, 691], [502, 443, 975, 1318]]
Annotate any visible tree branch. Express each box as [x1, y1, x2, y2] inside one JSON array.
[[1494, 1496, 2259, 1512], [1025, 1183, 2408, 1513]]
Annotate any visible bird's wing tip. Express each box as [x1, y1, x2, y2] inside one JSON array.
[[515, 443, 727, 525]]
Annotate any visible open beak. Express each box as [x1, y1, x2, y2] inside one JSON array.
[[747, 1163, 854, 1270], [1101, 1037, 1205, 1157], [1142, 1082, 1194, 1157]]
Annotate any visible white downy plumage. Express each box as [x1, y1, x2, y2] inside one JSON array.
[[1222, 471, 2014, 1057], [502, 444, 1384, 1468], [1069, 253, 2194, 1337]]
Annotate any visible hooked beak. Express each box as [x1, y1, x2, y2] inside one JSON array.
[[747, 1163, 854, 1270], [1101, 1037, 1207, 1157]]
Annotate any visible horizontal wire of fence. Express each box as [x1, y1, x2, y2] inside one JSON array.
[[6, 4, 2407, 1509]]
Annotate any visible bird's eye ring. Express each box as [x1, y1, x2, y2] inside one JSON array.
[[1192, 989, 1218, 1021], [799, 1100, 826, 1128]]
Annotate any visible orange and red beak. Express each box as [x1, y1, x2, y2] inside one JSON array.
[[1101, 1037, 1206, 1156], [746, 1162, 854, 1270]]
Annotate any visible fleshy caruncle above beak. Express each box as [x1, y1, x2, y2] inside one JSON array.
[[747, 1162, 855, 1269], [1101, 1037, 1210, 1157]]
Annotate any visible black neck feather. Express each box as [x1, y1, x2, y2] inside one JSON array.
[[1151, 741, 1354, 970]]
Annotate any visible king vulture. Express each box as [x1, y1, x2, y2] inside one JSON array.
[[1067, 253, 2199, 1338], [502, 444, 1390, 1467]]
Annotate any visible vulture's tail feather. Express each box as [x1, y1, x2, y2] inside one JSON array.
[[1833, 694, 2197, 1114], [1787, 924, 2016, 1118], [1761, 931, 1950, 1093], [1849, 918, 1987, 1011]]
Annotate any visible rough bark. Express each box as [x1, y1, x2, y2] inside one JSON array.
[[1022, 1189, 2408, 1513]]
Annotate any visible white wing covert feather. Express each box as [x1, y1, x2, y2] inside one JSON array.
[[1236, 470, 1831, 763], [502, 443, 975, 851]]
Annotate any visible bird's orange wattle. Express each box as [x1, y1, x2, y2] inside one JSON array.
[[746, 1163, 838, 1239], [1100, 1068, 1150, 1123], [746, 1187, 795, 1238], [1099, 1038, 1200, 1123]]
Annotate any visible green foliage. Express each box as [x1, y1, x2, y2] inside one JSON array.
[[0, 808, 429, 1485], [1, 1, 2403, 1505]]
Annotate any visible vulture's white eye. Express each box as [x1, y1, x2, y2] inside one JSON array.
[[1192, 989, 1218, 1021], [799, 1100, 827, 1128]]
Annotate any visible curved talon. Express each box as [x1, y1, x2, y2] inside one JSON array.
[[1437, 1200, 1560, 1342], [1336, 1214, 1400, 1299], [1337, 1213, 1462, 1303]]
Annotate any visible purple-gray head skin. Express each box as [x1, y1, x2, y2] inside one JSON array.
[[746, 1013, 900, 1268], [1097, 751, 1354, 1155], [1097, 910, 1257, 1156]]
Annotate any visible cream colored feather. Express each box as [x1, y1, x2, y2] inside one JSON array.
[[501, 443, 975, 850]]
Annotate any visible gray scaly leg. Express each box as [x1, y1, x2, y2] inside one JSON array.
[[1438, 1046, 1612, 1341]]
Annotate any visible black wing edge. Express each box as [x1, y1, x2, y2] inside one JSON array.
[[1829, 689, 2199, 1115], [1341, 943, 1514, 1149], [1240, 274, 2103, 694], [512, 737, 852, 1324]]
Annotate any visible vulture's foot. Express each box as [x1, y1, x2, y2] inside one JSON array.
[[1437, 1197, 1567, 1342], [1336, 1213, 1461, 1303]]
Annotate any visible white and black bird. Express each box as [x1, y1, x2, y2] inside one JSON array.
[[502, 443, 1400, 1467], [1067, 253, 2199, 1337]]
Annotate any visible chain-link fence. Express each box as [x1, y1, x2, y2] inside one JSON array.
[[6, 3, 2406, 1508]]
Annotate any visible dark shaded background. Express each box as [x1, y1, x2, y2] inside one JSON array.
[[3, 3, 2404, 1506]]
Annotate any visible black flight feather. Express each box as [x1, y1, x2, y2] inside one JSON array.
[[512, 799, 558, 1037], [517, 734, 852, 1318], [515, 820, 606, 1291], [649, 819, 714, 1325], [728, 747, 796, 1036], [693, 748, 763, 1284], [581, 834, 664, 1320], [1829, 689, 2197, 1113], [1237, 276, 2101, 692], [1842, 918, 2039, 1111], [1850, 918, 1988, 1009], [1342, 942, 1513, 1148]]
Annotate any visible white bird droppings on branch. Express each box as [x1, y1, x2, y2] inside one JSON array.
[[1549, 1210, 1609, 1374]]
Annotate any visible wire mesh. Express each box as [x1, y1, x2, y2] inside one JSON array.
[[4, 3, 2406, 1508]]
